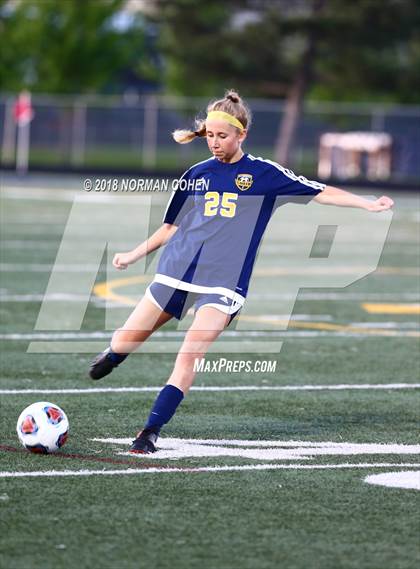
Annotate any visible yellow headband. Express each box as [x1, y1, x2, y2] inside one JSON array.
[[206, 110, 245, 131]]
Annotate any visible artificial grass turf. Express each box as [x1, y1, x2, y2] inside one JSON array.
[[1, 467, 419, 569], [1, 179, 419, 569]]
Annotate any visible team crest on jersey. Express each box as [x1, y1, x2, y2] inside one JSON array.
[[235, 174, 253, 191]]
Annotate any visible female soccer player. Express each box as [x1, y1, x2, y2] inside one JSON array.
[[89, 90, 393, 454]]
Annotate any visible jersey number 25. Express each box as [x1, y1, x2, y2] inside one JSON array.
[[204, 192, 237, 218]]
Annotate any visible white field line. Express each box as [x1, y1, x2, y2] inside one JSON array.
[[1, 463, 420, 478], [261, 244, 420, 255], [1, 328, 419, 340], [1, 241, 61, 249], [1, 186, 79, 201], [0, 293, 419, 305], [1, 262, 418, 275], [0, 294, 109, 303], [0, 302, 416, 331], [23, 334, 419, 344], [0, 263, 105, 272], [2, 187, 418, 230], [5, 217, 68, 225], [1, 293, 419, 307], [0, 188, 414, 228], [349, 322, 419, 329], [364, 471, 420, 490], [1, 186, 146, 204], [0, 300, 414, 329], [0, 290, 419, 301], [3, 240, 420, 255], [3, 188, 417, 221], [0, 290, 418, 302], [102, 439, 420, 461], [96, 438, 420, 451], [0, 332, 114, 340], [1, 383, 419, 395]]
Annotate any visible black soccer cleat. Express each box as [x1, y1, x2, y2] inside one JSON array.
[[89, 348, 125, 380], [129, 428, 158, 454]]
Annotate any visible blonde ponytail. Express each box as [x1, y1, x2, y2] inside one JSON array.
[[172, 129, 197, 144], [172, 120, 206, 144]]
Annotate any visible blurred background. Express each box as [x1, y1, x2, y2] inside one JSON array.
[[1, 0, 419, 187]]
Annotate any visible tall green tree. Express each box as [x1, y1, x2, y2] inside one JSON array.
[[0, 0, 157, 93], [151, 0, 420, 163]]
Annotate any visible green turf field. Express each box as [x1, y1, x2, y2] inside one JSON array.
[[0, 174, 419, 569]]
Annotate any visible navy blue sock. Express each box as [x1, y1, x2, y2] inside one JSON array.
[[144, 385, 184, 434], [108, 347, 128, 364]]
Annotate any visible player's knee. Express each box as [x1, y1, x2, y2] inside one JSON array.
[[179, 340, 209, 358], [185, 329, 220, 346]]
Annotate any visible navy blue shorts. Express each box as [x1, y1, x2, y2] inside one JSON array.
[[145, 282, 242, 324]]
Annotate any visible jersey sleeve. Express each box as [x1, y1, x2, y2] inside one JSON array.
[[162, 168, 195, 225], [266, 160, 325, 204]]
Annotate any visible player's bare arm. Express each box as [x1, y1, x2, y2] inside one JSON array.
[[313, 185, 394, 211], [113, 223, 178, 270]]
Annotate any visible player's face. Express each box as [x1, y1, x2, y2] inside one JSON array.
[[206, 119, 247, 163]]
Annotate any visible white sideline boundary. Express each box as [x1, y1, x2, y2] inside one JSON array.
[[1, 463, 420, 478], [1, 263, 418, 276], [3, 328, 419, 340], [1, 383, 419, 395]]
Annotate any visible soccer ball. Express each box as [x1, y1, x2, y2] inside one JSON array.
[[16, 402, 69, 454]]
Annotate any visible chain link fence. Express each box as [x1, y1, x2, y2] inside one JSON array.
[[1, 93, 419, 185]]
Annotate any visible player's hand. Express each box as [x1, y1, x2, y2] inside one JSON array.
[[113, 252, 136, 270], [367, 196, 394, 212]]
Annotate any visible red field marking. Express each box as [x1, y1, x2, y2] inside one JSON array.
[[0, 444, 166, 469], [0, 444, 235, 475]]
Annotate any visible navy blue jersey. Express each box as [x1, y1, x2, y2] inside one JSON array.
[[155, 153, 325, 303]]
